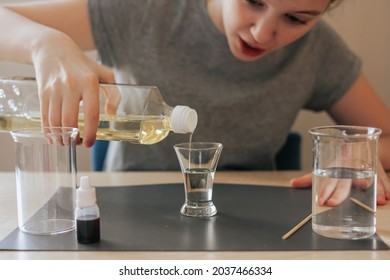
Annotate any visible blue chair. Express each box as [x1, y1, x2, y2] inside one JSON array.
[[91, 132, 301, 171], [91, 140, 109, 171], [275, 132, 301, 170]]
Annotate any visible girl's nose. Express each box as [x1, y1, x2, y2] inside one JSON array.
[[251, 17, 277, 45]]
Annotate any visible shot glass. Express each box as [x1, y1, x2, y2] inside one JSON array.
[[309, 125, 381, 239], [174, 142, 223, 217], [11, 127, 78, 235]]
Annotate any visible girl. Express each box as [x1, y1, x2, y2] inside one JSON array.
[[0, 0, 389, 204]]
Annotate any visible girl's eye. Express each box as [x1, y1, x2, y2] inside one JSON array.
[[246, 0, 265, 7], [285, 14, 308, 25]]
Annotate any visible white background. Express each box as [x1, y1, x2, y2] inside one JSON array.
[[0, 260, 389, 279]]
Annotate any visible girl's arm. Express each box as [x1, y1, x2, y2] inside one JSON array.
[[328, 73, 390, 171], [0, 0, 114, 146]]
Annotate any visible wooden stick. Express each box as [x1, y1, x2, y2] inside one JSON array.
[[349, 197, 375, 214], [282, 213, 312, 240], [282, 198, 374, 240]]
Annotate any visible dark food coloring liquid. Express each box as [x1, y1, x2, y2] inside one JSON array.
[[77, 215, 100, 244]]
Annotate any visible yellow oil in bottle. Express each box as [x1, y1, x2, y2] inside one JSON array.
[[0, 114, 171, 144]]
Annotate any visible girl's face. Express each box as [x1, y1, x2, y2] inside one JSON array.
[[208, 0, 331, 62]]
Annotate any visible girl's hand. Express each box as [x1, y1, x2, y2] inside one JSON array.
[[377, 163, 390, 205], [32, 31, 115, 147], [290, 163, 390, 206]]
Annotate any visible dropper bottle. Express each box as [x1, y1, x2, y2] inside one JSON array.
[[75, 176, 100, 244]]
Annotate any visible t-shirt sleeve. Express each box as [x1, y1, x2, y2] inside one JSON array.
[[303, 21, 362, 111]]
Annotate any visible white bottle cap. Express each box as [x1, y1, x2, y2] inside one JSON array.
[[170, 105, 198, 134], [77, 176, 96, 208]]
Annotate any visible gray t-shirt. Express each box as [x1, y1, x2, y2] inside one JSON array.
[[88, 0, 361, 171]]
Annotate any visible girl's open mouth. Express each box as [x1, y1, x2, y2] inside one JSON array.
[[239, 38, 265, 57]]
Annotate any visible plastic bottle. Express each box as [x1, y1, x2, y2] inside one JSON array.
[[75, 176, 100, 244], [0, 77, 198, 143]]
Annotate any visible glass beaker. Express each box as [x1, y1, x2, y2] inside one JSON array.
[[309, 125, 381, 239], [11, 127, 78, 235]]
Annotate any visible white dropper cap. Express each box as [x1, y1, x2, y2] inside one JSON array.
[[76, 176, 96, 208], [170, 105, 198, 134]]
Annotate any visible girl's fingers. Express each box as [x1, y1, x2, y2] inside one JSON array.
[[377, 164, 390, 205], [325, 179, 351, 207], [80, 79, 100, 147], [290, 173, 312, 188]]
